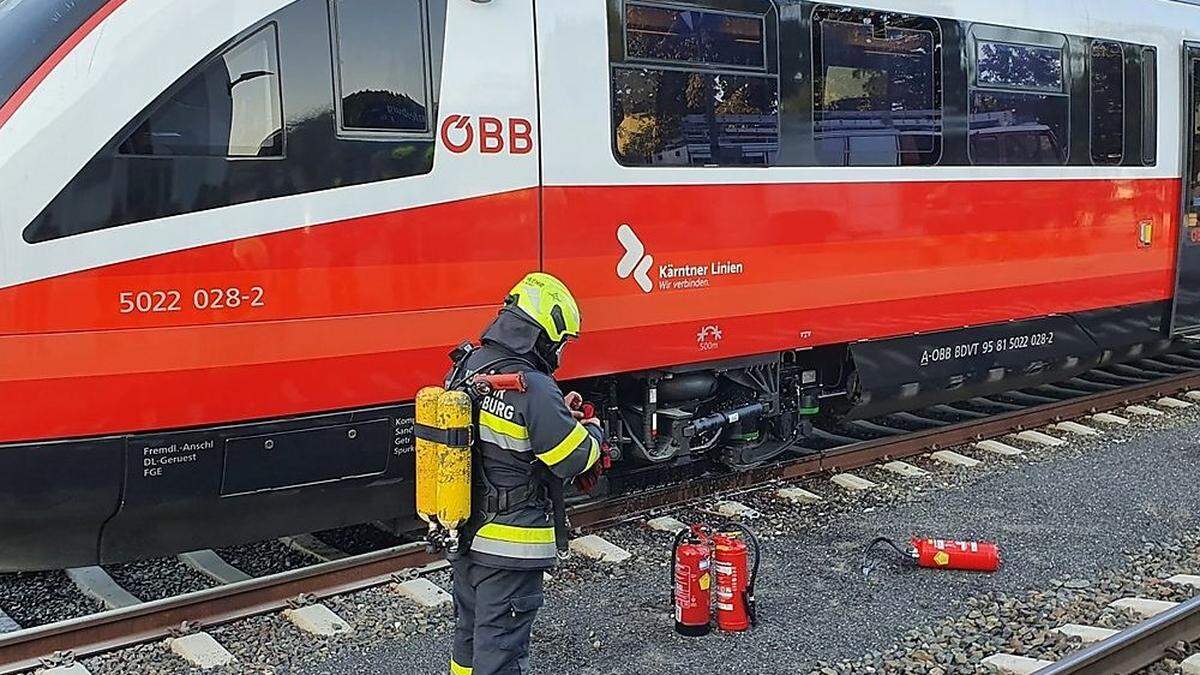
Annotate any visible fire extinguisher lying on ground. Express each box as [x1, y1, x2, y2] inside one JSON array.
[[672, 523, 760, 636], [862, 537, 1001, 579]]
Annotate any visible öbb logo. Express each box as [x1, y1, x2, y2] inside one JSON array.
[[440, 115, 534, 155]]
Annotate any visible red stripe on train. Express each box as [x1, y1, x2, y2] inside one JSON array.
[[0, 177, 1181, 443]]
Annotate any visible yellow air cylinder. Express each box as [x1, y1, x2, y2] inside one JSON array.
[[414, 387, 444, 528], [436, 390, 474, 543]]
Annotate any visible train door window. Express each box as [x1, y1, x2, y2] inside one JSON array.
[[1142, 47, 1158, 166], [330, 0, 434, 136], [969, 32, 1069, 165], [811, 6, 942, 167], [611, 1, 780, 167], [1089, 41, 1124, 165], [119, 24, 284, 157]]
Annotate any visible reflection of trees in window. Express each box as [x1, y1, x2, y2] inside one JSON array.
[[1090, 41, 1124, 165], [613, 69, 684, 161], [285, 108, 436, 188], [342, 90, 429, 131], [812, 7, 942, 167], [625, 4, 764, 69], [969, 35, 1068, 165], [120, 24, 283, 157], [612, 67, 777, 166], [977, 42, 1063, 92]]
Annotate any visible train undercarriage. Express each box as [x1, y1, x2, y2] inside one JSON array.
[[574, 301, 1180, 483]]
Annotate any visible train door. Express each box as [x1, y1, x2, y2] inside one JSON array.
[[1172, 43, 1200, 335]]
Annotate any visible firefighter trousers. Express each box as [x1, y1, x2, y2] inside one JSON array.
[[450, 557, 545, 675]]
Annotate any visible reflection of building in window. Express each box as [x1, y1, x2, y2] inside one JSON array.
[[969, 37, 1068, 165], [650, 113, 780, 165], [120, 24, 283, 157], [812, 8, 942, 167], [970, 94, 1066, 164], [612, 2, 779, 167]]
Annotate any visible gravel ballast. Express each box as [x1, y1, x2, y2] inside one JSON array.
[[312, 524, 409, 556], [213, 540, 321, 578], [75, 404, 1200, 674], [824, 531, 1200, 674], [0, 570, 103, 628], [104, 557, 215, 602]]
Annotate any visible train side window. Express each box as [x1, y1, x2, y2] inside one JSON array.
[[969, 35, 1069, 165], [119, 24, 284, 158], [330, 0, 433, 136], [811, 7, 943, 167], [1142, 47, 1158, 166], [1089, 41, 1124, 165], [611, 1, 779, 167]]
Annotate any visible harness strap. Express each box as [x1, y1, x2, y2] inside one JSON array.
[[484, 484, 541, 514], [413, 423, 473, 448], [447, 354, 537, 392]]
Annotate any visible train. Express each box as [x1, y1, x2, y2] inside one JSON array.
[[2, 0, 1200, 572]]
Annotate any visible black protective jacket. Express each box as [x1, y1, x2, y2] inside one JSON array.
[[449, 311, 601, 570]]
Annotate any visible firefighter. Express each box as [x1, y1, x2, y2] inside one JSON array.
[[447, 272, 603, 675]]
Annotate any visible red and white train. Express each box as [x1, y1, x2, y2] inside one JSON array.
[[3, 0, 1200, 571]]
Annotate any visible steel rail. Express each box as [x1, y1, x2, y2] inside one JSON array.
[[1035, 595, 1200, 674], [2, 369, 1199, 673], [0, 544, 439, 674]]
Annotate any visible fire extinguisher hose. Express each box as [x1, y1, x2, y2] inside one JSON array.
[[861, 536, 916, 580], [670, 528, 689, 607], [745, 526, 759, 626]]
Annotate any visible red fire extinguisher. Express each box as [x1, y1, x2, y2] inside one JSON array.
[[672, 526, 712, 636], [862, 536, 1001, 578], [912, 538, 1001, 572], [673, 523, 760, 636], [713, 524, 759, 632]]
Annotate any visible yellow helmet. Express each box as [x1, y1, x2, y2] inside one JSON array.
[[506, 272, 582, 343]]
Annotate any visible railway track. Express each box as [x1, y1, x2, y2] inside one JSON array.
[[845, 554, 1200, 674], [1029, 592, 1200, 674], [3, 355, 1200, 673]]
